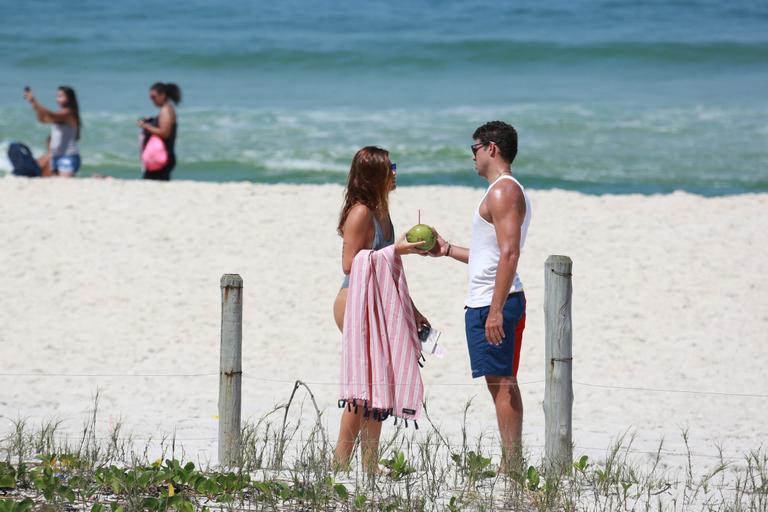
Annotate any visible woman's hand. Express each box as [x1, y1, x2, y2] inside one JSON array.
[[394, 234, 429, 256], [413, 307, 431, 332], [136, 119, 146, 129]]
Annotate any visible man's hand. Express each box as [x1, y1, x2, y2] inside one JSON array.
[[485, 309, 505, 345], [427, 229, 449, 257]]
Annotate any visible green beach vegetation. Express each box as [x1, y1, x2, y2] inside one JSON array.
[[1, 389, 766, 511]]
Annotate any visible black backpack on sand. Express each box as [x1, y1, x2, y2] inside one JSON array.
[[8, 142, 42, 177]]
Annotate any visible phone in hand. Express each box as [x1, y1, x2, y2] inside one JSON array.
[[418, 326, 445, 357]]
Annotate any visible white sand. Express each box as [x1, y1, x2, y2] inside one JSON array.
[[1, 176, 766, 467]]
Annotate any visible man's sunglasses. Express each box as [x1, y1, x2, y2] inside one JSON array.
[[391, 162, 397, 173], [471, 141, 494, 156]]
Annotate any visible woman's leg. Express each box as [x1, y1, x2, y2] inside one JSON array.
[[359, 416, 383, 472], [334, 403, 383, 472], [333, 289, 358, 467], [333, 289, 384, 472], [37, 153, 51, 177], [143, 169, 171, 180], [334, 406, 362, 469]]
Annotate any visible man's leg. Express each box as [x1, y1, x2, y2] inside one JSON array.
[[485, 375, 523, 470]]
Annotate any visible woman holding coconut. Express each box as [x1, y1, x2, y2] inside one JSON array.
[[333, 146, 430, 472]]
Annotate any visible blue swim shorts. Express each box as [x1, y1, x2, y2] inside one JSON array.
[[464, 292, 526, 378], [52, 154, 81, 175]]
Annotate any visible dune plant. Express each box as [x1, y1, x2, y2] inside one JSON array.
[[1, 384, 766, 511]]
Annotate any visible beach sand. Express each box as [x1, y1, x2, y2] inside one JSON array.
[[1, 177, 766, 468]]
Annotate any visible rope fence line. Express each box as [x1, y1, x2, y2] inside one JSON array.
[[0, 371, 544, 387], [0, 372, 219, 378], [0, 429, 744, 462], [0, 432, 745, 465], [572, 380, 768, 399], [2, 371, 767, 399], [2, 422, 746, 461]]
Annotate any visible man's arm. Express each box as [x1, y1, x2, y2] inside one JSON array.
[[484, 181, 524, 345], [431, 234, 469, 263]]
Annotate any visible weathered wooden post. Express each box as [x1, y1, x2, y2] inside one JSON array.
[[543, 255, 573, 473], [219, 274, 243, 467]]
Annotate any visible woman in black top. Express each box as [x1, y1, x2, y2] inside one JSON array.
[[138, 82, 180, 181]]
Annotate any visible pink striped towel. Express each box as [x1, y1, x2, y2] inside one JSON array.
[[341, 245, 423, 421]]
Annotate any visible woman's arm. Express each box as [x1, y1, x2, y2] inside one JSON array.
[[25, 92, 71, 124], [411, 299, 431, 331], [341, 204, 374, 275], [139, 105, 175, 139]]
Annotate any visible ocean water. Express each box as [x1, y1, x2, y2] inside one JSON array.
[[0, 0, 766, 194]]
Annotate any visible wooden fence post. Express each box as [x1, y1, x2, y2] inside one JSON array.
[[544, 255, 573, 473], [219, 274, 243, 468]]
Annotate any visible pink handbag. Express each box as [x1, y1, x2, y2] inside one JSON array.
[[141, 135, 168, 171]]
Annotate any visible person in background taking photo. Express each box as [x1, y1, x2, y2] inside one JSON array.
[[24, 86, 82, 177], [137, 82, 180, 181]]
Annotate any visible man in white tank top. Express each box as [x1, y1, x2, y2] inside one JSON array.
[[431, 121, 531, 468]]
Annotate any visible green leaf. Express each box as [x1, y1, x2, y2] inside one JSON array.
[[141, 497, 160, 511], [354, 494, 366, 508], [63, 486, 76, 502], [0, 498, 33, 512], [0, 475, 15, 489], [526, 465, 540, 491], [138, 471, 153, 488], [91, 504, 105, 512], [17, 498, 34, 512], [573, 455, 589, 472], [334, 483, 349, 500]]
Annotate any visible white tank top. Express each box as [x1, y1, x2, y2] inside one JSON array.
[[465, 175, 531, 308]]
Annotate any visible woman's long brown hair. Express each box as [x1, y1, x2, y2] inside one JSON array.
[[337, 146, 393, 236], [58, 86, 81, 140]]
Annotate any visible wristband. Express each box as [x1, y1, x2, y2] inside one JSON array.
[[446, 243, 452, 258]]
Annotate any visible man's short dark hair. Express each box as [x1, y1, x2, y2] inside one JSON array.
[[473, 121, 518, 164]]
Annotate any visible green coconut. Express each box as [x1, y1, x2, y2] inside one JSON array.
[[406, 224, 436, 251]]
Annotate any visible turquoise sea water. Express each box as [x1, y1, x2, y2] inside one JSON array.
[[0, 0, 766, 194]]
